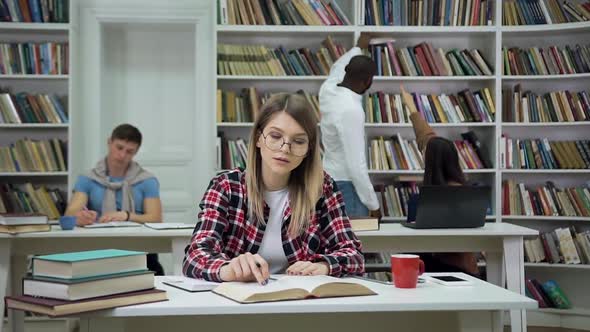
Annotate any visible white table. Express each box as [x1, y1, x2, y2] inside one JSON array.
[[0, 223, 537, 332], [356, 223, 538, 332], [76, 274, 537, 332]]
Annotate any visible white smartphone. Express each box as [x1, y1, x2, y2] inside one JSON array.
[[425, 275, 474, 286]]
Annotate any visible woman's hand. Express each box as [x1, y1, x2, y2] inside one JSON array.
[[286, 261, 330, 276], [219, 253, 270, 285], [400, 84, 418, 114]]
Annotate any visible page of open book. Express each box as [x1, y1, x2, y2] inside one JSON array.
[[226, 275, 346, 295]]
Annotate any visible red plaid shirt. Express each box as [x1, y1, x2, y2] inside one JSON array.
[[183, 169, 364, 281]]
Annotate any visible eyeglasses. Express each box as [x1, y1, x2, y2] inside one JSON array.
[[261, 131, 309, 157]]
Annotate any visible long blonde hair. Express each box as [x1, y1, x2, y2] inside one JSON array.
[[246, 93, 323, 237]]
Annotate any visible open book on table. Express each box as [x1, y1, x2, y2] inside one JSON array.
[[213, 275, 377, 304]]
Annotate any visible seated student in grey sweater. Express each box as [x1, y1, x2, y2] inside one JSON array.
[[64, 123, 165, 275]]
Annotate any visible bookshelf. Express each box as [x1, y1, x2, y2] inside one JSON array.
[[0, 1, 72, 221], [214, 0, 590, 328]]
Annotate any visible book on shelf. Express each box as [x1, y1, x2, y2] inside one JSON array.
[[461, 130, 493, 168], [0, 138, 67, 173], [503, 44, 590, 76], [503, 86, 590, 123], [349, 217, 379, 231], [500, 136, 590, 169], [0, 212, 48, 225], [525, 278, 571, 309], [0, 42, 69, 75], [368, 132, 488, 171], [0, 183, 65, 219], [374, 182, 419, 218], [23, 270, 155, 301], [523, 226, 590, 264], [218, 135, 248, 170], [0, 92, 68, 124], [541, 280, 572, 309], [502, 180, 590, 217], [217, 35, 346, 76], [217, 0, 351, 25], [32, 249, 148, 279], [0, 0, 70, 23], [367, 41, 493, 77], [363, 0, 494, 26], [5, 289, 167, 317], [213, 275, 376, 304], [503, 0, 590, 25], [217, 88, 320, 123], [364, 88, 495, 124], [368, 135, 424, 170]]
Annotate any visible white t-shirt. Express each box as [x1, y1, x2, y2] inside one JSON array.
[[319, 46, 379, 210], [257, 188, 290, 274]]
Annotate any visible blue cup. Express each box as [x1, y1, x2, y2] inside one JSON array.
[[59, 215, 77, 230]]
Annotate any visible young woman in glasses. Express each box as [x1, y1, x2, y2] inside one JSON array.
[[183, 93, 364, 284]]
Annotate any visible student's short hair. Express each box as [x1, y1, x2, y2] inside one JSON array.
[[110, 124, 142, 147], [344, 55, 377, 82]]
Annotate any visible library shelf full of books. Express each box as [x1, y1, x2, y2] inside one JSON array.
[[0, 1, 72, 224], [215, 0, 590, 329]]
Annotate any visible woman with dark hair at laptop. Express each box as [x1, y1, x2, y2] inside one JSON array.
[[400, 85, 479, 276]]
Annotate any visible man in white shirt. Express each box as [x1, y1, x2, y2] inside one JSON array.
[[319, 33, 379, 217]]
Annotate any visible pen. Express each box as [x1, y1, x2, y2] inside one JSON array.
[[255, 262, 268, 285]]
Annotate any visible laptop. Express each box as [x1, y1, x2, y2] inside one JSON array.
[[402, 185, 491, 229]]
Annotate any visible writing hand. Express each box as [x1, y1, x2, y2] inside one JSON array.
[[220, 253, 270, 285], [75, 209, 97, 226]]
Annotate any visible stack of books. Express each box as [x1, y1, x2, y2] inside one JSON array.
[[5, 249, 167, 317], [0, 213, 50, 234]]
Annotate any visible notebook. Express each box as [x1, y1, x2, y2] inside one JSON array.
[[144, 223, 194, 230], [161, 276, 219, 292], [82, 221, 142, 228]]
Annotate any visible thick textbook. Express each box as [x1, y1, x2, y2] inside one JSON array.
[[213, 275, 376, 304], [5, 289, 167, 317]]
